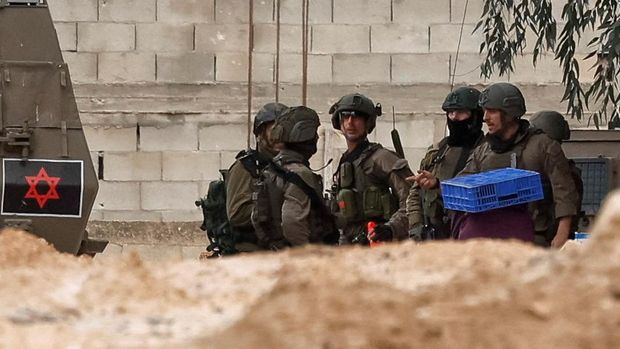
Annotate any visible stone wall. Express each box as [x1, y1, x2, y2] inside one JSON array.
[[43, 0, 597, 250]]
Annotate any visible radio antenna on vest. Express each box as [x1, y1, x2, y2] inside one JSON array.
[[450, 0, 469, 91]]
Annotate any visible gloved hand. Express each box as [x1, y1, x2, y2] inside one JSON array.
[[369, 224, 393, 242]]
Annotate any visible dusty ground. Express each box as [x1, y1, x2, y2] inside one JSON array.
[[1, 193, 620, 348]]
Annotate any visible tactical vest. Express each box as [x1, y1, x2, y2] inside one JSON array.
[[420, 136, 483, 233], [252, 159, 339, 250], [332, 144, 398, 227]]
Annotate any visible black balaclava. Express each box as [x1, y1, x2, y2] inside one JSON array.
[[286, 138, 318, 163], [446, 110, 483, 147]]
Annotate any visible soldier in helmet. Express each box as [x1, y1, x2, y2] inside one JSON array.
[[226, 102, 288, 252], [416, 83, 578, 246], [406, 87, 485, 240], [329, 93, 413, 244], [251, 106, 338, 249], [530, 110, 584, 246]]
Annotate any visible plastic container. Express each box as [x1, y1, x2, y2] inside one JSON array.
[[440, 168, 544, 213], [573, 232, 590, 243]]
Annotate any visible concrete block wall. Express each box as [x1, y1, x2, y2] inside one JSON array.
[[50, 0, 587, 85], [43, 1, 590, 234]]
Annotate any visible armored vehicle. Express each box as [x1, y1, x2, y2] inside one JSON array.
[[0, 0, 106, 255]]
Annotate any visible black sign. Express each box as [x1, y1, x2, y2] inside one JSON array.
[[2, 159, 83, 217]]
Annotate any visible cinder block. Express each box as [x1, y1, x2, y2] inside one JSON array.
[[392, 54, 450, 83], [451, 0, 484, 23], [161, 210, 203, 222], [157, 53, 215, 82], [374, 119, 436, 148], [162, 151, 221, 181], [195, 24, 249, 52], [49, 0, 97, 22], [94, 181, 140, 210], [253, 24, 303, 53], [333, 0, 391, 24], [393, 0, 450, 24], [312, 25, 370, 54], [101, 210, 162, 222], [157, 0, 214, 23], [430, 24, 482, 53], [55, 22, 77, 51], [63, 52, 97, 82], [136, 24, 194, 52], [215, 52, 274, 82], [141, 182, 199, 210], [510, 54, 563, 84], [279, 54, 332, 84], [279, 0, 332, 24], [215, 0, 273, 23], [83, 126, 137, 152], [123, 243, 183, 262], [140, 123, 199, 151], [89, 209, 104, 221], [98, 52, 155, 82], [449, 53, 504, 84], [199, 124, 247, 151], [403, 147, 430, 171], [99, 0, 156, 22], [220, 151, 240, 169], [103, 152, 162, 181], [77, 23, 135, 52], [371, 24, 429, 53], [333, 54, 390, 83]]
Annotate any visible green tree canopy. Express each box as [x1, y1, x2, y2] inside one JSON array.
[[476, 0, 620, 129]]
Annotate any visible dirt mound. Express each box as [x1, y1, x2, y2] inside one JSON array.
[[0, 191, 619, 348], [0, 228, 78, 268]]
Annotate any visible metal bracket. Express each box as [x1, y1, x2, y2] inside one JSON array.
[[0, 121, 32, 159]]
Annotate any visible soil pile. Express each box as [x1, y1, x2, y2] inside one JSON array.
[[1, 192, 619, 348]]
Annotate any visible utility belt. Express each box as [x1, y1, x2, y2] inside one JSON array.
[[332, 162, 396, 225]]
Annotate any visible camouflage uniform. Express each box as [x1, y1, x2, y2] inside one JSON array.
[[251, 106, 338, 249], [407, 87, 484, 239], [329, 94, 413, 243], [225, 102, 287, 252], [530, 110, 584, 246], [458, 85, 579, 239]]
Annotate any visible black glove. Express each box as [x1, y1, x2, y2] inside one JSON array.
[[370, 224, 393, 242]]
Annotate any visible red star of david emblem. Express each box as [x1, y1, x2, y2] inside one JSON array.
[[24, 167, 61, 209]]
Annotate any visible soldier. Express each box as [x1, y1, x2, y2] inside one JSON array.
[[329, 93, 413, 244], [530, 110, 584, 246], [226, 102, 288, 252], [251, 106, 338, 249], [416, 83, 579, 246], [406, 87, 485, 240]]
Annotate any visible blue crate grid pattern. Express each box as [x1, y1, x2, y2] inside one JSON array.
[[440, 168, 544, 213]]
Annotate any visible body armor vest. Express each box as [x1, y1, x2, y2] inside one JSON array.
[[333, 143, 397, 227]]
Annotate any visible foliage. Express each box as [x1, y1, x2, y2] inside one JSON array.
[[476, 0, 620, 128]]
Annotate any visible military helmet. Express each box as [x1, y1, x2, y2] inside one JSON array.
[[329, 93, 382, 133], [253, 102, 289, 136], [442, 87, 482, 112], [478, 82, 526, 119], [530, 110, 571, 142], [271, 106, 320, 144]]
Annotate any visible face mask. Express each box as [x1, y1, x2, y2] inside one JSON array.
[[447, 114, 482, 146]]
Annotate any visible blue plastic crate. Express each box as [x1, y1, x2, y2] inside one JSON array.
[[440, 168, 544, 213]]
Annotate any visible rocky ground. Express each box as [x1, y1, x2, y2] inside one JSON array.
[[1, 192, 619, 348]]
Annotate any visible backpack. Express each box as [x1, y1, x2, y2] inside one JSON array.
[[195, 169, 237, 256]]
